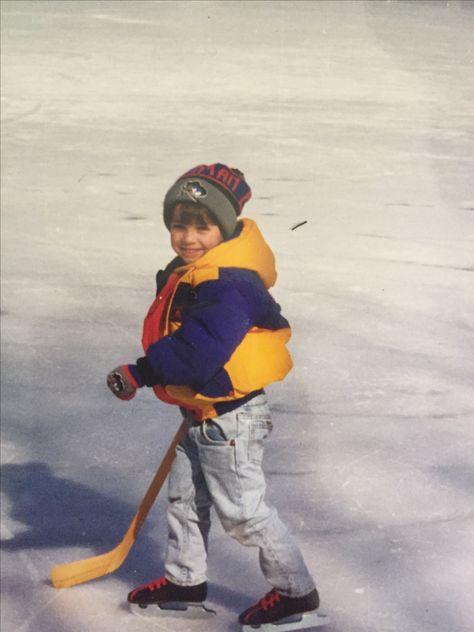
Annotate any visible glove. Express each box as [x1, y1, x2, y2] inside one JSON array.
[[107, 365, 140, 400]]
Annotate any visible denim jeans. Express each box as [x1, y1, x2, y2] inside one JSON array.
[[164, 393, 315, 597]]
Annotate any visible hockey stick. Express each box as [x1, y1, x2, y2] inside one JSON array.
[[51, 420, 187, 588]]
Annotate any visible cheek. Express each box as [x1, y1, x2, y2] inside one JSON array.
[[170, 231, 181, 249], [208, 229, 224, 248]]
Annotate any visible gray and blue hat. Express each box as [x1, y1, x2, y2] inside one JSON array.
[[163, 163, 252, 238]]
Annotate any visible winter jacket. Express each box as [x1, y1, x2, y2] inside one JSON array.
[[135, 218, 292, 420]]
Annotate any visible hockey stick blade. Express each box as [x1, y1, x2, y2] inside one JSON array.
[[51, 421, 187, 589]]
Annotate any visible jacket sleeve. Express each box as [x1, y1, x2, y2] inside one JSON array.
[[142, 276, 257, 388]]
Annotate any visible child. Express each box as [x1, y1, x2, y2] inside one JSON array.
[[106, 163, 319, 628]]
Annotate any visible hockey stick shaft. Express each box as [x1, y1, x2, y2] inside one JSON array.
[[51, 420, 187, 588]]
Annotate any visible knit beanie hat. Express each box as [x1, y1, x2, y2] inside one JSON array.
[[163, 163, 252, 239]]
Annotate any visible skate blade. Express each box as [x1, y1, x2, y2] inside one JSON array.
[[130, 601, 216, 619], [242, 610, 330, 631]]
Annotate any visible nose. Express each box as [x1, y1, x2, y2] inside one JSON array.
[[181, 226, 199, 243]]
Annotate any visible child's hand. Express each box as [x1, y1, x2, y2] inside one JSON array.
[[106, 365, 140, 400]]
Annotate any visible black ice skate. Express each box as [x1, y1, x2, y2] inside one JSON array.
[[128, 575, 215, 619], [239, 588, 329, 631]]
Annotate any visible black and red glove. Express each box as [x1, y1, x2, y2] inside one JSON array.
[[106, 365, 141, 400]]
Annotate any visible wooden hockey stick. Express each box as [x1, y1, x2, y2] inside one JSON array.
[[51, 421, 187, 588]]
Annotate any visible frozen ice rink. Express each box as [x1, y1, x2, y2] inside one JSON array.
[[1, 1, 473, 631]]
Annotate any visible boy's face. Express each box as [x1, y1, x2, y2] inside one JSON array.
[[169, 204, 224, 264]]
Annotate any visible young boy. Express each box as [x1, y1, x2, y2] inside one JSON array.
[[107, 163, 320, 628]]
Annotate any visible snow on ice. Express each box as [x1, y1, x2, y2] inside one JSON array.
[[1, 1, 473, 631]]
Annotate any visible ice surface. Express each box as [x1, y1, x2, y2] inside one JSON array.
[[1, 1, 473, 631]]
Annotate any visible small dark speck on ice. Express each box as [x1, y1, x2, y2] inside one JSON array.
[[291, 220, 308, 230]]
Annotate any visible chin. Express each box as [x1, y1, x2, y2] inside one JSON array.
[[181, 251, 202, 263]]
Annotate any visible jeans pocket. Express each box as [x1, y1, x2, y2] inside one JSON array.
[[238, 414, 273, 464], [200, 419, 236, 446]]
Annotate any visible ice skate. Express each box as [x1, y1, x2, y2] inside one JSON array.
[[239, 588, 329, 631], [128, 575, 216, 619]]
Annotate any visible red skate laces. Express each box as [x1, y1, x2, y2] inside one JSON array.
[[242, 589, 282, 622], [144, 576, 167, 591], [130, 575, 167, 599], [260, 589, 282, 610]]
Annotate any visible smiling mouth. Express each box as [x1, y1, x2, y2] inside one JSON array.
[[180, 248, 202, 258]]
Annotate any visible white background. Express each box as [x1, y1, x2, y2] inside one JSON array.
[[1, 1, 473, 631]]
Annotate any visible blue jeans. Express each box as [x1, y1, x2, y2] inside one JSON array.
[[164, 393, 315, 597]]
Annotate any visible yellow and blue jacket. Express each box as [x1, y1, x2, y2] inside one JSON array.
[[132, 218, 292, 420]]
